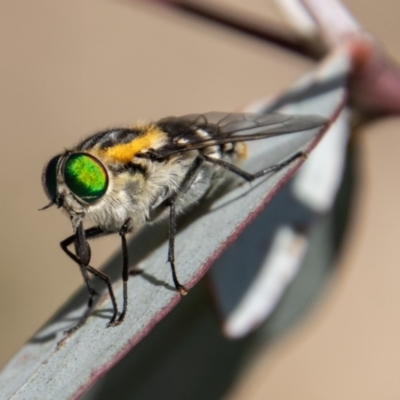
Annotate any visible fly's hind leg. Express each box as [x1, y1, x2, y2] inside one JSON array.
[[167, 198, 188, 296], [202, 152, 306, 182], [164, 152, 304, 297]]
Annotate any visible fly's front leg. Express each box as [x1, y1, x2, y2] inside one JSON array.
[[61, 229, 98, 333], [61, 233, 97, 308], [202, 152, 307, 182], [60, 224, 119, 330]]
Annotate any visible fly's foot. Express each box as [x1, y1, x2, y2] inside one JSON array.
[[107, 319, 120, 328], [108, 311, 127, 327], [63, 307, 92, 335], [64, 325, 81, 336], [106, 312, 119, 327], [116, 311, 126, 325], [177, 284, 188, 296]]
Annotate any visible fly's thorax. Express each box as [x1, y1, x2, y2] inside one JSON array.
[[84, 159, 150, 232], [81, 124, 168, 164], [84, 153, 192, 231], [134, 153, 193, 209]]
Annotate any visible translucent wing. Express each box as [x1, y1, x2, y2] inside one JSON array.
[[156, 112, 327, 156]]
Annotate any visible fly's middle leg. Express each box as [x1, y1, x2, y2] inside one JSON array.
[[166, 156, 205, 296]]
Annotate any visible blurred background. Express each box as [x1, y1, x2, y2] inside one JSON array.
[[1, 0, 400, 398]]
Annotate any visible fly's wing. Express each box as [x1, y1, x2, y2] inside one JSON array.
[[155, 112, 327, 156]]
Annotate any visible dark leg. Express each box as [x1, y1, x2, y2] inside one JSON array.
[[74, 227, 103, 307], [166, 157, 205, 295], [167, 198, 187, 296], [68, 267, 97, 333], [83, 265, 119, 327], [202, 152, 306, 182], [164, 152, 303, 296], [60, 225, 119, 330], [79, 268, 96, 309], [117, 219, 131, 324]]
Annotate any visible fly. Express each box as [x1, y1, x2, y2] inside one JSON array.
[[41, 112, 326, 332]]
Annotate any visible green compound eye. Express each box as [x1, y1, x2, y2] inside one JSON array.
[[64, 153, 108, 203], [43, 155, 61, 200]]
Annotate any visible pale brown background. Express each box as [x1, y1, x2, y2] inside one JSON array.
[[1, 1, 400, 399]]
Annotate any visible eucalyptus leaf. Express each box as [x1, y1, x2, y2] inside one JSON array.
[[0, 51, 349, 400]]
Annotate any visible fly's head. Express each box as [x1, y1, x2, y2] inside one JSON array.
[[42, 152, 109, 219], [42, 150, 151, 232]]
